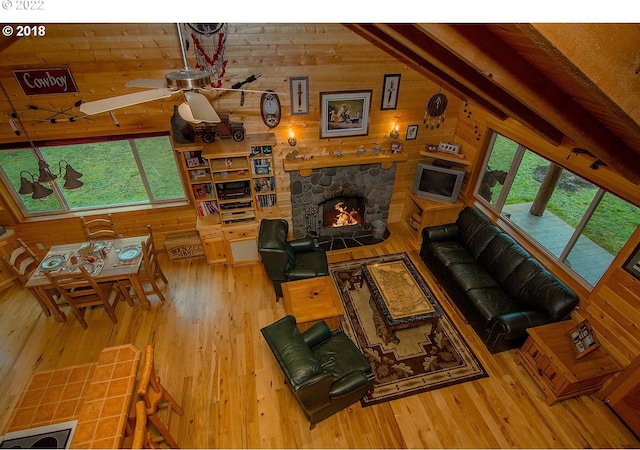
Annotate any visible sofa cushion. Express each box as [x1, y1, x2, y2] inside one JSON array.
[[457, 208, 502, 259], [428, 241, 477, 267], [465, 287, 521, 328], [519, 271, 579, 321], [478, 234, 530, 284], [313, 331, 372, 380], [446, 263, 500, 291]]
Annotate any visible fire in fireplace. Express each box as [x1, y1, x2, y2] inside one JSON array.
[[321, 197, 365, 228]]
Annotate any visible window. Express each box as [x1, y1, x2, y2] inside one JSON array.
[[476, 131, 640, 287], [0, 133, 186, 215]]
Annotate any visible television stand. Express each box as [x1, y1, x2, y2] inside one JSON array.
[[403, 190, 464, 239]]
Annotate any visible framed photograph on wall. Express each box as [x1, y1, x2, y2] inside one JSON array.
[[289, 76, 309, 115], [381, 74, 401, 110], [567, 320, 600, 359], [406, 124, 419, 140], [320, 90, 372, 139], [623, 243, 640, 281]]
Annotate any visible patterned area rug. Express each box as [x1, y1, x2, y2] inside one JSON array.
[[329, 252, 488, 406]]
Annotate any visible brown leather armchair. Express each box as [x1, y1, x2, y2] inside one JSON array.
[[257, 219, 328, 297], [261, 315, 375, 428]]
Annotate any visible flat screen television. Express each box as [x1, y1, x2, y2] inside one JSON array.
[[412, 161, 465, 203]]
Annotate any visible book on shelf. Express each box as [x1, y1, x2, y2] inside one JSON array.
[[197, 200, 220, 217]]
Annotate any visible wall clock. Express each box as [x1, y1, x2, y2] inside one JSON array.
[[261, 91, 281, 128]]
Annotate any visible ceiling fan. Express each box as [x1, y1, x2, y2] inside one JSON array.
[[79, 24, 275, 123]]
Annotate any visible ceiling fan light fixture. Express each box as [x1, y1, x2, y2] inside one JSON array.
[[178, 102, 202, 124]]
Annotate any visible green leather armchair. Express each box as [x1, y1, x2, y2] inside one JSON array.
[[261, 315, 375, 428], [258, 218, 329, 297]]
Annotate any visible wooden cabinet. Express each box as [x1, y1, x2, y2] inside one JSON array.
[[520, 320, 623, 405], [403, 191, 464, 238], [174, 133, 277, 265], [601, 353, 640, 437], [0, 229, 17, 292]]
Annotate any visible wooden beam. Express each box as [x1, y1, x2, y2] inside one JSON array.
[[344, 24, 510, 121], [418, 24, 640, 184], [349, 24, 566, 147]]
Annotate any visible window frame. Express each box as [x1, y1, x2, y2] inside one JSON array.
[[473, 129, 639, 290], [0, 132, 187, 218]]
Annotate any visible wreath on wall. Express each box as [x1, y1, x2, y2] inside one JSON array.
[[182, 23, 229, 89]]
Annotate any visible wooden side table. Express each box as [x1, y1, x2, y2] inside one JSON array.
[[520, 320, 623, 405], [281, 276, 345, 332]]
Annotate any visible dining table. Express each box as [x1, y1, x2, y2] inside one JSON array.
[[25, 235, 152, 323]]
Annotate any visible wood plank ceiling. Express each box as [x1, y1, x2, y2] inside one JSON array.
[[346, 23, 640, 184]]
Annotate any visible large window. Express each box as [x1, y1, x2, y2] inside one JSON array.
[[476, 131, 640, 287], [0, 133, 186, 215]]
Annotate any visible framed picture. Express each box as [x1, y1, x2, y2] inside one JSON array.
[[381, 74, 401, 110], [320, 90, 372, 139], [623, 243, 640, 281], [193, 185, 206, 199], [186, 157, 201, 168], [567, 320, 600, 359], [391, 142, 403, 153], [406, 124, 419, 140], [289, 76, 309, 115]]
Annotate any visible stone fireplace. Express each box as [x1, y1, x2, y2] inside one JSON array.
[[289, 163, 397, 242]]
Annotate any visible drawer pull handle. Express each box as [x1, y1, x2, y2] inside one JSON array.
[[532, 350, 538, 358], [548, 372, 556, 380]]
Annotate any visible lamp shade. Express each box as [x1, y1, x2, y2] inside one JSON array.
[[31, 182, 54, 200], [63, 177, 83, 190], [37, 160, 57, 183], [19, 175, 35, 194], [64, 164, 83, 181]]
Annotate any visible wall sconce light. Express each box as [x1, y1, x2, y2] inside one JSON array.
[[288, 127, 297, 147], [389, 122, 399, 139], [18, 159, 83, 200]]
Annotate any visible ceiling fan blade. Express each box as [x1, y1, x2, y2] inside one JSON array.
[[185, 91, 221, 123], [79, 88, 175, 115], [125, 78, 169, 89]]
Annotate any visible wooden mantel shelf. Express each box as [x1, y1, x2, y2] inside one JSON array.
[[283, 151, 408, 176]]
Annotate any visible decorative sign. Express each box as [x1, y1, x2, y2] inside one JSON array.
[[13, 67, 78, 96]]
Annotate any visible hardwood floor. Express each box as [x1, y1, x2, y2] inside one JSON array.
[[1, 222, 638, 448]]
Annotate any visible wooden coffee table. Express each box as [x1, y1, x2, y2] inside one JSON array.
[[281, 276, 345, 332], [363, 259, 442, 331]]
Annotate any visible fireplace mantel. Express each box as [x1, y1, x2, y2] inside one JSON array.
[[283, 151, 407, 176]]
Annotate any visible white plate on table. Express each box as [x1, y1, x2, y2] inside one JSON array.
[[40, 254, 66, 270], [117, 245, 141, 261]]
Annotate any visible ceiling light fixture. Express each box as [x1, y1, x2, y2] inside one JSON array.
[[1, 81, 83, 201]]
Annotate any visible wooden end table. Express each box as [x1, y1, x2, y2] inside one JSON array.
[[520, 320, 623, 405], [281, 276, 345, 332]]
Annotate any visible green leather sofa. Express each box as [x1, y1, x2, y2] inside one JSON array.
[[258, 218, 329, 297], [260, 315, 375, 428]]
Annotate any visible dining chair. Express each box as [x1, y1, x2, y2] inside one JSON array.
[[45, 265, 121, 329], [118, 225, 169, 305], [127, 400, 160, 449], [81, 214, 119, 239], [136, 345, 183, 449], [3, 238, 60, 315]]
